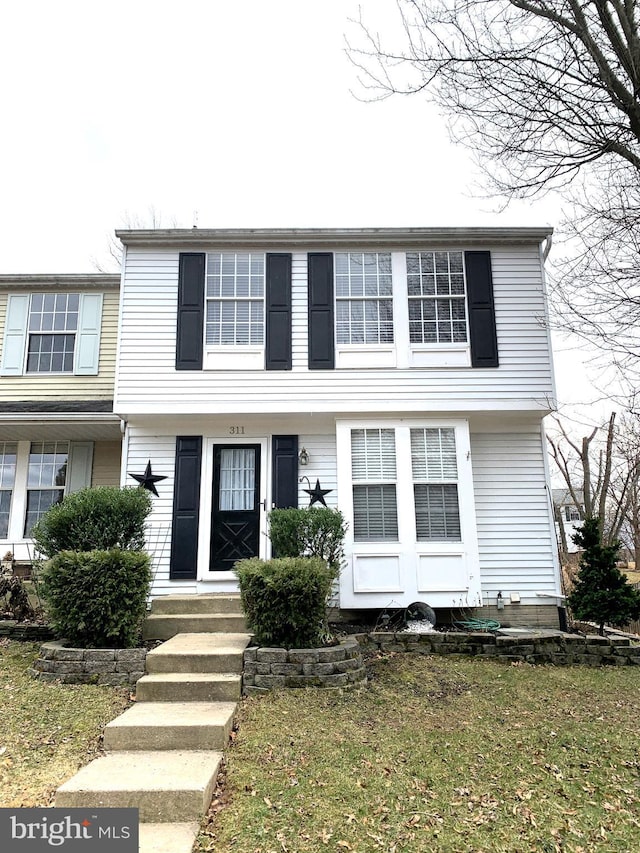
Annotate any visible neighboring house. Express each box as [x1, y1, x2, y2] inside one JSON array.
[[552, 488, 585, 554], [115, 227, 563, 627], [0, 275, 122, 559]]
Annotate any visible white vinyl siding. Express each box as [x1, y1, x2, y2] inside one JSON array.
[[116, 246, 554, 415], [471, 426, 560, 603]]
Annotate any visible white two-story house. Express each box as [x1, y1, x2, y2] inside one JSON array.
[[115, 227, 562, 627]]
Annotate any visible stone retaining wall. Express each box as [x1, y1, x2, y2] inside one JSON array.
[[356, 631, 640, 665], [0, 620, 53, 641], [243, 637, 367, 693], [30, 640, 146, 685]]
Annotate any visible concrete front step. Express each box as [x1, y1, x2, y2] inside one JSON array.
[[150, 594, 243, 615], [139, 823, 200, 853], [136, 672, 242, 703], [55, 750, 222, 822], [145, 632, 251, 674], [103, 701, 237, 751], [143, 613, 248, 640]]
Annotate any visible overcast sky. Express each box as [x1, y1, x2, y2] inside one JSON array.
[[0, 0, 610, 421]]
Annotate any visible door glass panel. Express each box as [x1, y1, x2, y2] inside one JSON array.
[[219, 448, 256, 510]]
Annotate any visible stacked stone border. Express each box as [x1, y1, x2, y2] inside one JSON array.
[[243, 637, 367, 693], [355, 631, 640, 665], [0, 620, 53, 642], [30, 640, 146, 685]]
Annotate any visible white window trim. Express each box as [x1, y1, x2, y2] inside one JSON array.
[[334, 250, 397, 369], [196, 434, 269, 581], [203, 252, 266, 371], [0, 292, 103, 377], [332, 252, 472, 370], [336, 418, 481, 608], [402, 251, 471, 368], [0, 440, 93, 553]]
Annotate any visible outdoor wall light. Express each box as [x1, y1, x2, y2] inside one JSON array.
[[298, 447, 309, 466]]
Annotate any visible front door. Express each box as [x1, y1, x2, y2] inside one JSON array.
[[210, 444, 261, 572]]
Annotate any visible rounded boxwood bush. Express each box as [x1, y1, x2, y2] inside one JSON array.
[[32, 486, 152, 557], [40, 549, 152, 648], [236, 556, 334, 648]]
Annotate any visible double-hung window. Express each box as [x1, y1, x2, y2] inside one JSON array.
[[411, 428, 461, 540], [26, 294, 79, 373], [0, 291, 103, 377], [565, 505, 581, 522], [24, 442, 68, 536], [335, 253, 394, 345], [351, 428, 398, 541], [206, 253, 265, 346], [0, 443, 17, 539], [407, 251, 468, 345]]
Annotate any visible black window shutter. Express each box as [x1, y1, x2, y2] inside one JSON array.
[[266, 253, 292, 370], [272, 435, 299, 508], [169, 436, 202, 579], [465, 251, 499, 368], [308, 253, 335, 369], [176, 253, 205, 370]]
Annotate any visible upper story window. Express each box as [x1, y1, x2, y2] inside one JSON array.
[[564, 505, 581, 522], [26, 293, 79, 373], [407, 252, 468, 345], [206, 253, 265, 346], [0, 292, 103, 377], [335, 253, 394, 345]]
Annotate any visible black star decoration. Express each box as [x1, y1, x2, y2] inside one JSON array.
[[128, 460, 167, 497], [304, 478, 333, 507]]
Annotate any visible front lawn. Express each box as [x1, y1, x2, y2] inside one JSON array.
[[200, 654, 640, 853], [0, 640, 131, 806]]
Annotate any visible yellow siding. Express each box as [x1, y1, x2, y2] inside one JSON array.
[[91, 440, 122, 487], [0, 289, 119, 402]]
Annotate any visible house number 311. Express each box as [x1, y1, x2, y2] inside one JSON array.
[[229, 426, 245, 435]]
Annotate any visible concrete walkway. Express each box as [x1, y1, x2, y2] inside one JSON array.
[[55, 594, 250, 853]]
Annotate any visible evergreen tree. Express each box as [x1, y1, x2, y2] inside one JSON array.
[[568, 517, 640, 635]]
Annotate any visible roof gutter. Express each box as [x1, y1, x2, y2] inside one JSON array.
[[116, 226, 554, 249]]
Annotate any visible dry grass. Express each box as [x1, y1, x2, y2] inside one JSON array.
[[199, 653, 640, 853], [0, 639, 131, 806]]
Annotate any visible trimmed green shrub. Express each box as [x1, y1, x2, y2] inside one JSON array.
[[32, 487, 152, 557], [40, 549, 152, 648], [568, 516, 640, 635], [236, 557, 334, 648], [268, 507, 346, 577]]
